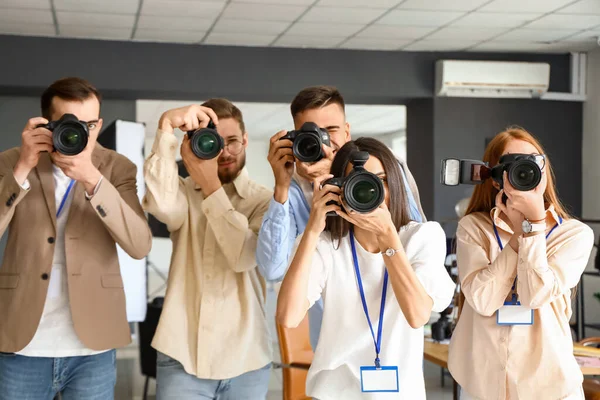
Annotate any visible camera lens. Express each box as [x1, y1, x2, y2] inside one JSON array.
[[189, 129, 223, 159], [294, 133, 322, 163], [344, 172, 384, 213], [508, 159, 541, 191], [53, 122, 88, 156]]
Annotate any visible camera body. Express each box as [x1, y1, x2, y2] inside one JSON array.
[[280, 122, 331, 163], [431, 314, 454, 342], [441, 153, 542, 192], [38, 113, 89, 156], [323, 151, 385, 216], [187, 121, 224, 160]]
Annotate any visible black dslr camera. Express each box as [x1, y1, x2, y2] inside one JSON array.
[[280, 122, 331, 163], [323, 151, 384, 216], [38, 113, 89, 156], [187, 120, 224, 160], [440, 153, 544, 192], [431, 314, 454, 342]]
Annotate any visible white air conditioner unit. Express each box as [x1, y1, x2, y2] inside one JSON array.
[[435, 60, 550, 99]]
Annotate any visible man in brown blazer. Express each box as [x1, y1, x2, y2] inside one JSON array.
[[0, 77, 152, 400]]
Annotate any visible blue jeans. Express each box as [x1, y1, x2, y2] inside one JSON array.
[[0, 350, 116, 400], [156, 352, 271, 400]]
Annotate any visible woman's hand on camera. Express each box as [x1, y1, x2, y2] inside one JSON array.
[[306, 174, 341, 234], [496, 189, 525, 235], [502, 170, 547, 222], [337, 202, 396, 238]]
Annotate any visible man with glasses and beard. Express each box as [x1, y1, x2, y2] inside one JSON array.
[[142, 99, 273, 399]]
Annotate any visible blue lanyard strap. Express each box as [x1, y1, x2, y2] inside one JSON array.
[[57, 180, 75, 218], [492, 215, 562, 303], [349, 229, 388, 369]]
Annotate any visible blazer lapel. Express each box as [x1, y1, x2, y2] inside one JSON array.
[[36, 153, 57, 230]]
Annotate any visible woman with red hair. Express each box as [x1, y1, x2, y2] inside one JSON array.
[[448, 127, 594, 400]]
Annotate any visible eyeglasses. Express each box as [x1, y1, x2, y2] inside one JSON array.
[[224, 140, 243, 155], [532, 154, 546, 169]]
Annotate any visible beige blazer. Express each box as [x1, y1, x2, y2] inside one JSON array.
[[0, 144, 152, 353]]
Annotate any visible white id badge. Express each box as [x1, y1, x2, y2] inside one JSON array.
[[360, 366, 399, 392], [497, 301, 533, 325]]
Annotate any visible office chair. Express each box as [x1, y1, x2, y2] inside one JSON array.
[[275, 314, 313, 400]]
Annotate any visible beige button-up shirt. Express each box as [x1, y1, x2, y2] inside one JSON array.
[[448, 206, 594, 400], [142, 130, 273, 380]]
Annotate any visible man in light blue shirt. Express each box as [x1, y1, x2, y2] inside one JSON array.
[[256, 86, 426, 349]]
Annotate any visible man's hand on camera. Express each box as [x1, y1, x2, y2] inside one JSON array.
[[52, 143, 102, 195], [14, 117, 54, 184], [158, 105, 219, 134], [181, 135, 221, 197], [296, 144, 335, 181], [268, 130, 295, 204]]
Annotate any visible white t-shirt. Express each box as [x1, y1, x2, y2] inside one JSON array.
[[301, 221, 455, 400]]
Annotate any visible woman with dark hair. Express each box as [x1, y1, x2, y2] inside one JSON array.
[[276, 137, 455, 400], [448, 127, 594, 400]]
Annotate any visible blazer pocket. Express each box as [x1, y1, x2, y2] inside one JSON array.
[[0, 274, 19, 289], [101, 274, 124, 289]]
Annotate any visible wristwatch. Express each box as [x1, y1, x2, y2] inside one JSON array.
[[522, 219, 546, 234], [382, 248, 401, 257]]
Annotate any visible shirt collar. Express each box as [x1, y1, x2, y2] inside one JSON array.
[[194, 167, 250, 199], [490, 204, 562, 234]]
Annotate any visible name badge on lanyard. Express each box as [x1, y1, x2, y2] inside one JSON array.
[[350, 230, 399, 393], [493, 217, 561, 326]]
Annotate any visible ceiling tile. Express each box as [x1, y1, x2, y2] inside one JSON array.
[[222, 3, 308, 21], [565, 29, 600, 41], [398, 0, 490, 11], [134, 29, 205, 43], [54, 0, 139, 14], [317, 0, 400, 7], [0, 8, 52, 24], [377, 10, 465, 26], [0, 22, 55, 36], [357, 25, 435, 39], [339, 37, 412, 50], [60, 25, 132, 40], [427, 26, 507, 41], [524, 14, 600, 30], [470, 40, 595, 52], [57, 11, 136, 28], [450, 12, 542, 27], [496, 28, 579, 41], [559, 0, 600, 15], [213, 19, 290, 35], [204, 32, 276, 46], [301, 7, 387, 24], [0, 0, 50, 9], [136, 15, 214, 31], [403, 39, 479, 51], [273, 35, 346, 48], [230, 0, 313, 4], [286, 22, 364, 37], [141, 0, 225, 18], [480, 0, 574, 13]]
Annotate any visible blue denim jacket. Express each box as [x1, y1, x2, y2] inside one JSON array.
[[256, 163, 425, 350]]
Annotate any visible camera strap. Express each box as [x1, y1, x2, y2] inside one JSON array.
[[57, 179, 75, 218], [492, 216, 561, 304], [349, 228, 388, 369]]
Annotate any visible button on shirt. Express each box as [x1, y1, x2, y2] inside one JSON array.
[[448, 206, 594, 400], [142, 130, 273, 380]]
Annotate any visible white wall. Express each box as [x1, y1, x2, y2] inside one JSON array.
[[581, 49, 600, 337]]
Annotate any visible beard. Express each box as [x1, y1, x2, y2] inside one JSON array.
[[218, 151, 246, 184]]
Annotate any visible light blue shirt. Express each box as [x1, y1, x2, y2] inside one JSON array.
[[256, 164, 425, 350]]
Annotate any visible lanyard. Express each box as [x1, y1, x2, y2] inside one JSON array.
[[56, 180, 75, 218], [349, 229, 388, 369], [492, 216, 562, 303]]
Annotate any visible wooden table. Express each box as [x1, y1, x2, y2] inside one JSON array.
[[423, 340, 600, 399]]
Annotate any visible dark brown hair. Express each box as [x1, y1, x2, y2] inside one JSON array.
[[325, 137, 412, 244], [290, 85, 345, 119], [41, 77, 102, 119], [201, 98, 246, 133]]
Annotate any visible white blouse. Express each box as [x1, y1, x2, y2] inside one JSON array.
[[299, 221, 456, 400]]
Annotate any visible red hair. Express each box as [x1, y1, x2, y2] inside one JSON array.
[[465, 126, 570, 220]]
